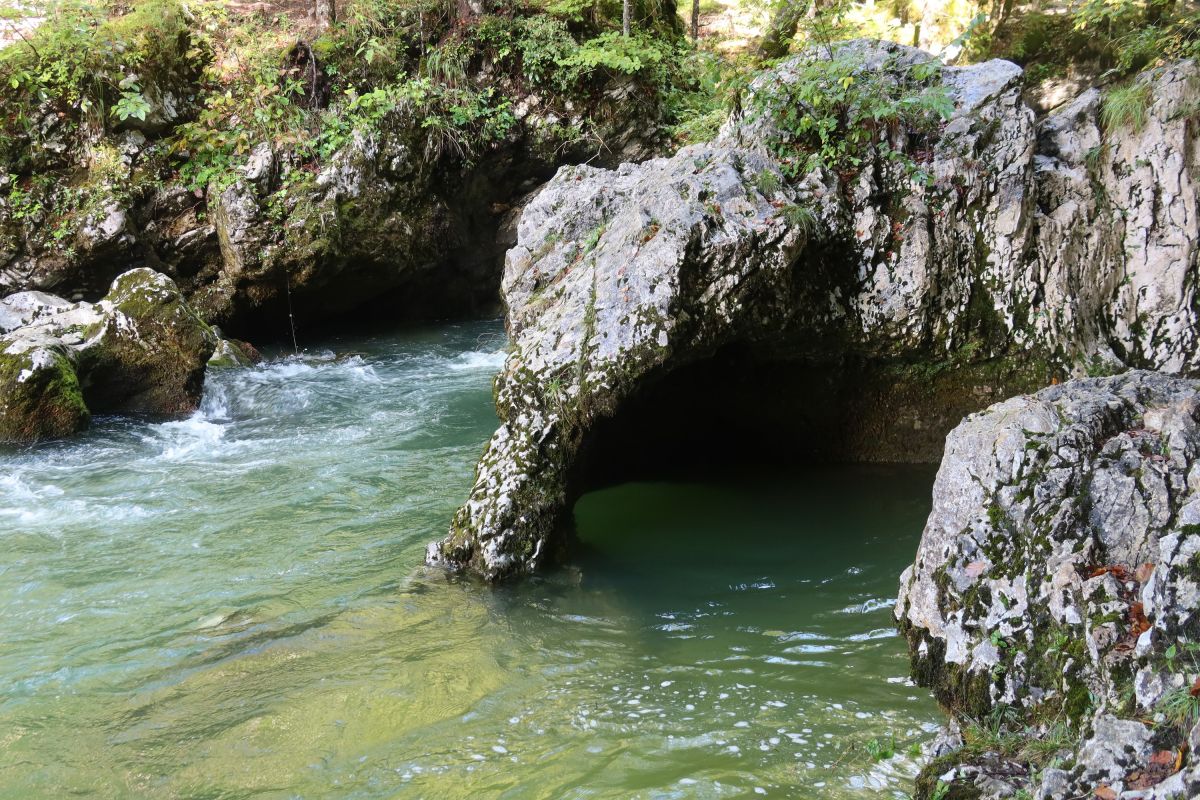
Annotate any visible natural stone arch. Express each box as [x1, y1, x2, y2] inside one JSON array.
[[427, 46, 1200, 581]]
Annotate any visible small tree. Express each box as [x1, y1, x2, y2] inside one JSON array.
[[691, 0, 699, 41], [623, 0, 631, 36], [759, 0, 834, 60]]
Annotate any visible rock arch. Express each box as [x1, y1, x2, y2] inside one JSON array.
[[427, 45, 1200, 581]]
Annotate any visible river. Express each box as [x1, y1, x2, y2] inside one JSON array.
[[0, 319, 939, 798]]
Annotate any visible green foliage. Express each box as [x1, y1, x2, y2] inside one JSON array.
[[1075, 0, 1200, 75], [952, 704, 1073, 769], [1, 139, 138, 252], [753, 168, 782, 196], [967, 0, 1200, 83], [0, 0, 203, 166], [864, 734, 896, 761], [1101, 81, 1152, 131], [752, 49, 953, 182], [663, 49, 750, 146], [781, 203, 817, 236], [1159, 684, 1200, 729], [1163, 641, 1200, 672], [514, 16, 577, 91], [561, 30, 672, 78]]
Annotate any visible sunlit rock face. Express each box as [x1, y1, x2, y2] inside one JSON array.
[[428, 44, 1200, 581], [898, 371, 1200, 800], [0, 268, 220, 443]]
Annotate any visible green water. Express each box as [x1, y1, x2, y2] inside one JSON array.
[[0, 320, 940, 799]]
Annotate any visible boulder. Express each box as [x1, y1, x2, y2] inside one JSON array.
[[76, 269, 219, 414], [897, 372, 1200, 799], [0, 345, 89, 442], [0, 268, 224, 443], [0, 290, 72, 333]]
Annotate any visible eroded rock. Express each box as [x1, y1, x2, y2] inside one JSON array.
[[429, 46, 1200, 581], [896, 372, 1200, 799]]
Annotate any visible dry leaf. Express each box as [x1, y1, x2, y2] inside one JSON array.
[[1127, 750, 1179, 789], [1128, 602, 1150, 637], [965, 561, 987, 578], [1135, 562, 1156, 583], [1094, 785, 1117, 800], [1088, 564, 1133, 581]]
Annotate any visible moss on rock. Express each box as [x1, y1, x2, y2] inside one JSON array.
[[0, 346, 89, 443], [78, 269, 218, 414]]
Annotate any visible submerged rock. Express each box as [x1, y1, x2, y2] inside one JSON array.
[[0, 268, 223, 443], [897, 371, 1200, 799], [428, 45, 1200, 581]]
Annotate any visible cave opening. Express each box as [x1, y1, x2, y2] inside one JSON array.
[[568, 345, 852, 493], [561, 342, 1050, 557]]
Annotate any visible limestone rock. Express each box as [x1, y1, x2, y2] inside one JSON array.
[[0, 269, 223, 443], [77, 269, 219, 414], [0, 344, 88, 442], [0, 291, 71, 333], [430, 45, 1200, 581], [896, 372, 1200, 799]]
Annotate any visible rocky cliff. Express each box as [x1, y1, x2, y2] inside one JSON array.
[[427, 44, 1200, 580], [897, 371, 1200, 799], [0, 106, 653, 337]]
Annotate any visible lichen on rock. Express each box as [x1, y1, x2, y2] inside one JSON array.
[[77, 268, 220, 414], [428, 46, 1200, 582], [897, 371, 1200, 799]]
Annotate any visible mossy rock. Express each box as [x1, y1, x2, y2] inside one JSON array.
[[78, 268, 217, 414], [207, 336, 261, 369], [914, 752, 985, 800], [0, 345, 89, 443]]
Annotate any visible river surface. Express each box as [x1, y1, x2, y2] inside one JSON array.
[[0, 320, 940, 798]]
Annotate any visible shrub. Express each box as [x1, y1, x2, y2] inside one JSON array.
[[0, 0, 204, 166], [750, 50, 953, 181]]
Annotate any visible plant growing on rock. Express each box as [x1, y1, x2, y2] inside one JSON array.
[[750, 48, 953, 182], [1101, 80, 1153, 131]]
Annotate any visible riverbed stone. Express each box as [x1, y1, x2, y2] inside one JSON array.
[[0, 268, 224, 443]]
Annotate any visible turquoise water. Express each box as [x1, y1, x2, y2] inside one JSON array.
[[0, 320, 939, 798]]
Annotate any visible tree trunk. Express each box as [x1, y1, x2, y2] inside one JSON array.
[[314, 0, 334, 29], [691, 0, 699, 41], [456, 0, 486, 23], [758, 0, 805, 60], [623, 0, 631, 36]]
